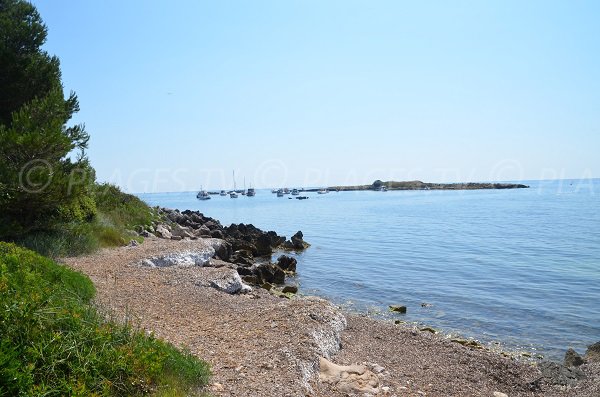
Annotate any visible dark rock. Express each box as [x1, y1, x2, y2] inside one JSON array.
[[276, 255, 297, 272], [283, 231, 310, 250], [585, 341, 600, 363], [389, 305, 407, 313], [261, 282, 273, 291], [212, 241, 232, 261], [210, 229, 224, 239], [282, 285, 298, 294], [197, 225, 211, 237], [190, 213, 204, 224], [564, 348, 585, 367], [255, 263, 285, 285], [170, 235, 182, 241], [538, 361, 585, 386], [236, 266, 254, 276], [241, 275, 258, 284], [231, 250, 254, 266], [230, 239, 257, 255], [255, 233, 275, 256]]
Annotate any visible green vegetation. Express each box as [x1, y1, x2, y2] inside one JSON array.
[[0, 2, 211, 395], [0, 0, 96, 239], [0, 242, 210, 396], [12, 182, 160, 258]]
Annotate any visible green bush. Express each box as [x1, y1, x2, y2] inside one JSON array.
[[0, 242, 210, 396], [94, 183, 156, 229]]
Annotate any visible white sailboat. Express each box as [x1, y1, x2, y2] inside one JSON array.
[[230, 171, 238, 198]]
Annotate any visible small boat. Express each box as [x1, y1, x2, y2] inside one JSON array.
[[283, 188, 290, 194], [317, 188, 329, 194], [271, 189, 278, 194], [220, 190, 227, 196], [291, 189, 299, 195], [230, 170, 238, 198], [247, 187, 256, 197], [277, 189, 284, 197], [196, 188, 211, 200], [381, 186, 388, 192]]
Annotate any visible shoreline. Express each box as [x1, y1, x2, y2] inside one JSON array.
[[62, 235, 599, 396]]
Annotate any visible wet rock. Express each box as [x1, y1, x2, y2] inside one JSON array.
[[538, 361, 586, 386], [282, 285, 298, 294], [564, 348, 585, 367], [451, 339, 483, 349], [389, 305, 407, 313], [585, 341, 600, 363], [255, 263, 285, 284], [277, 255, 297, 272], [283, 231, 310, 250]]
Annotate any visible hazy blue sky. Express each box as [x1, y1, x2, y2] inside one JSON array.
[[32, 0, 599, 192]]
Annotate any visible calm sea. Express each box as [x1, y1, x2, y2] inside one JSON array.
[[138, 179, 600, 360]]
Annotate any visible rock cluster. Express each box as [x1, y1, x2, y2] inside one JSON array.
[[138, 208, 309, 290]]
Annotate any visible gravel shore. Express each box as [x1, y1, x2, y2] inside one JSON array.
[[62, 237, 599, 396]]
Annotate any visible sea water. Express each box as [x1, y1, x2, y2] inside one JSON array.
[[138, 179, 600, 360]]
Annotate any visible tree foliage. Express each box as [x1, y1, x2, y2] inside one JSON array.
[[0, 0, 95, 238]]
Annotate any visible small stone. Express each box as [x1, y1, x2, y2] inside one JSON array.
[[493, 392, 508, 397], [170, 235, 182, 241], [212, 382, 224, 392], [372, 364, 385, 373], [420, 327, 437, 334], [127, 239, 139, 247], [389, 305, 407, 313]]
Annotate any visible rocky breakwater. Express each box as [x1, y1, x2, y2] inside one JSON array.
[[138, 207, 310, 292]]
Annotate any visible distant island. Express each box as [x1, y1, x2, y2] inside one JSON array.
[[304, 180, 529, 192]]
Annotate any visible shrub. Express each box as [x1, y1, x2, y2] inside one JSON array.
[[0, 242, 210, 396]]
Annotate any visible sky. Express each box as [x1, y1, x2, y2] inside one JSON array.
[[31, 0, 600, 192]]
